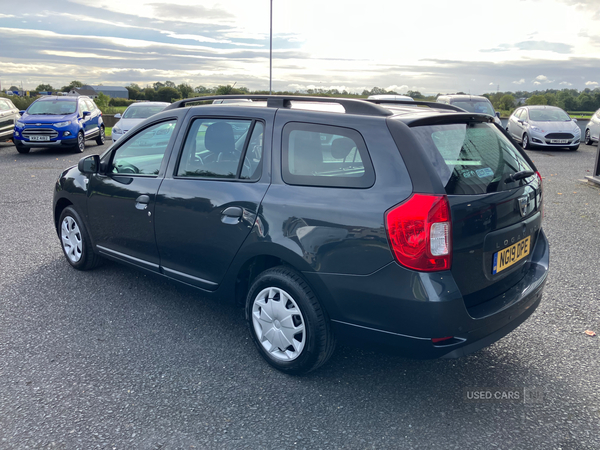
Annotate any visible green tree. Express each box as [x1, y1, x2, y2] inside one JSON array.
[[126, 84, 142, 100], [165, 80, 176, 88], [94, 92, 110, 110], [143, 87, 156, 101], [8, 85, 19, 91], [497, 94, 515, 111], [526, 95, 547, 106], [556, 90, 576, 111], [177, 83, 194, 99], [576, 93, 594, 111], [215, 84, 244, 95], [35, 84, 54, 92], [61, 80, 84, 92], [155, 86, 180, 102], [544, 93, 557, 106], [153, 81, 165, 90], [194, 85, 214, 94]]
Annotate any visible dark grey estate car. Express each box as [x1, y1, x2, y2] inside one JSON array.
[[53, 95, 549, 374]]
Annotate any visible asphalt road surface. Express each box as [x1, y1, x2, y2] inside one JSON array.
[[0, 137, 599, 449]]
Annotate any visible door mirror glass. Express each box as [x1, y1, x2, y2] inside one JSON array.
[[78, 154, 100, 174], [114, 113, 122, 119]]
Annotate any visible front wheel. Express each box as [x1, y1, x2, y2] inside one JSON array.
[[522, 133, 530, 150], [15, 143, 30, 154], [96, 126, 105, 145], [584, 129, 592, 145], [58, 206, 101, 270], [246, 266, 336, 374], [75, 131, 85, 153]]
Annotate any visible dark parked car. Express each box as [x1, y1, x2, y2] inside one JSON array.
[[0, 96, 20, 142], [53, 95, 548, 374], [13, 95, 104, 154]]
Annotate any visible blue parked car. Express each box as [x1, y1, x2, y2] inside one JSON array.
[[13, 95, 105, 154]]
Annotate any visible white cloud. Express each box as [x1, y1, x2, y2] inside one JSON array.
[[533, 81, 541, 85], [559, 81, 573, 86], [535, 75, 549, 81], [386, 85, 409, 93], [489, 82, 494, 85], [513, 79, 525, 84], [585, 81, 598, 85]]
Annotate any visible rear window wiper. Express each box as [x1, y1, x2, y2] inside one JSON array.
[[506, 170, 535, 182]]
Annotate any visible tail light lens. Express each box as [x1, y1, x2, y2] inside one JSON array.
[[385, 194, 452, 272]]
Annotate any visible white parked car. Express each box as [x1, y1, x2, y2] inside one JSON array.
[[111, 102, 170, 142], [584, 108, 600, 145], [506, 105, 581, 151]]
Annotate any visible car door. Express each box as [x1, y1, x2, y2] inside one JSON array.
[[86, 118, 179, 271], [154, 109, 275, 290], [0, 99, 16, 138], [591, 110, 600, 141], [507, 108, 522, 139], [85, 99, 101, 131]]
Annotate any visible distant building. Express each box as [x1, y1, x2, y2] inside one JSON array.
[[85, 85, 129, 99], [67, 88, 99, 98]]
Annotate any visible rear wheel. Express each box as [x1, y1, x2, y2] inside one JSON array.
[[522, 133, 530, 150], [58, 206, 101, 270], [584, 129, 592, 145], [246, 266, 336, 374], [95, 126, 105, 145]]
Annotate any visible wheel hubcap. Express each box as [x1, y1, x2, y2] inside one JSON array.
[[61, 216, 82, 263], [252, 287, 306, 361], [78, 134, 84, 150]]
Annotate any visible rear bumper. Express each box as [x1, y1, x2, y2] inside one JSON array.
[[304, 229, 549, 359]]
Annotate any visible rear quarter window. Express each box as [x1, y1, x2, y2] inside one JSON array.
[[411, 122, 533, 195], [282, 122, 375, 188]]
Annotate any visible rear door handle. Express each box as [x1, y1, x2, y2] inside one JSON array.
[[135, 195, 150, 210]]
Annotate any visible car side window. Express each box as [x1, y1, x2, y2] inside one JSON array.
[[176, 118, 263, 180], [85, 99, 96, 112], [282, 122, 375, 188], [0, 99, 9, 111], [110, 120, 176, 176]]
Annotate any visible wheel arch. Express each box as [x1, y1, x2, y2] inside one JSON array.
[[54, 197, 73, 234]]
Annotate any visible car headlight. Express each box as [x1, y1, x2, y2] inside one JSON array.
[[529, 125, 543, 132], [16, 120, 25, 128], [112, 126, 122, 134], [573, 127, 581, 135], [53, 121, 71, 127]]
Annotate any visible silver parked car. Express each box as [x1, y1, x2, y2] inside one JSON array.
[[0, 97, 20, 142], [507, 105, 581, 151], [436, 94, 502, 126], [584, 108, 600, 145], [111, 102, 170, 143]]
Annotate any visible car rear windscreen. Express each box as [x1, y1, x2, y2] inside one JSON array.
[[410, 122, 534, 195]]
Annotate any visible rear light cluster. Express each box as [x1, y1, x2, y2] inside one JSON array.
[[385, 194, 452, 272]]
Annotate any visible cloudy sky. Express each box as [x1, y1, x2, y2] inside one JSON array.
[[0, 0, 599, 95]]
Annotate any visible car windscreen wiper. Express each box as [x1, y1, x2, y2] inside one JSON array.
[[506, 170, 535, 182]]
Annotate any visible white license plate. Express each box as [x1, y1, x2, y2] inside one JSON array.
[[29, 135, 50, 141], [550, 139, 568, 144]]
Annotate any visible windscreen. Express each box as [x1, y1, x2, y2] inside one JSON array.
[[123, 105, 167, 119], [528, 108, 570, 121], [411, 122, 533, 195], [27, 100, 77, 115], [451, 100, 495, 116]]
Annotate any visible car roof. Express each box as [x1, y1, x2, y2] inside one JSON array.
[[127, 101, 170, 107], [159, 95, 494, 127], [37, 96, 82, 101], [438, 94, 490, 102], [522, 105, 563, 110]]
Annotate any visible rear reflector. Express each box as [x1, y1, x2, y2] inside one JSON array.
[[431, 336, 454, 343], [385, 194, 452, 272]]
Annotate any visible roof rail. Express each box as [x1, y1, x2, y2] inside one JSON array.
[[365, 99, 465, 113], [164, 95, 394, 117]]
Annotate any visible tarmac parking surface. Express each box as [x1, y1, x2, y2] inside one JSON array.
[[0, 138, 599, 449]]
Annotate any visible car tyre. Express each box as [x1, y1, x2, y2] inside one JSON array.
[[522, 133, 531, 150], [15, 142, 30, 154], [96, 126, 105, 145], [246, 266, 336, 374], [584, 129, 592, 146], [58, 206, 101, 271], [75, 131, 85, 153]]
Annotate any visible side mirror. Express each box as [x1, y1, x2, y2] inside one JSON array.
[[495, 112, 500, 118], [78, 154, 100, 174], [83, 111, 91, 117], [573, 118, 578, 123], [19, 110, 25, 116], [114, 113, 122, 119]]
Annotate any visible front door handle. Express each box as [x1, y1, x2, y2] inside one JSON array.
[[222, 206, 243, 218], [135, 195, 150, 210]]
